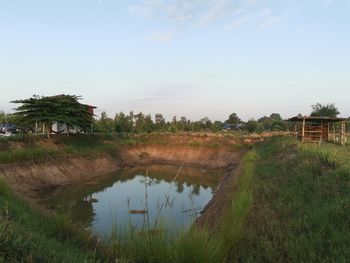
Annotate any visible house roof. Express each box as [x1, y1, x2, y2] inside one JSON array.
[[287, 116, 348, 123]]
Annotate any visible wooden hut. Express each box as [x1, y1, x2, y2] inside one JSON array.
[[288, 116, 347, 145]]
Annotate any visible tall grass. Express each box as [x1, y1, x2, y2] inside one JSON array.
[[0, 134, 127, 164], [0, 180, 102, 262], [0, 148, 58, 163], [218, 151, 256, 257], [231, 137, 350, 262]]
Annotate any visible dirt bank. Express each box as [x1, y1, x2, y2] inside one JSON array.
[[0, 155, 121, 198], [122, 145, 241, 170], [196, 165, 241, 229]]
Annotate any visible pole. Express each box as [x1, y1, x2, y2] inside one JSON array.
[[301, 118, 305, 142], [341, 121, 346, 146]]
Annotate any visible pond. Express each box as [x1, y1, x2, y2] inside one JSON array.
[[42, 164, 224, 240]]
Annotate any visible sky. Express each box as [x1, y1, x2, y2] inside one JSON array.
[[1, 0, 350, 121]]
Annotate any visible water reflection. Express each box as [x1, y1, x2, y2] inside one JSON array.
[[42, 164, 223, 239]]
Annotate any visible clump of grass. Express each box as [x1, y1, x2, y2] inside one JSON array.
[[188, 141, 201, 147], [0, 148, 58, 164], [207, 142, 221, 148], [0, 180, 103, 262]]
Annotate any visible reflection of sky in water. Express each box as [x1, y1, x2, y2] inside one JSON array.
[[90, 175, 213, 239]]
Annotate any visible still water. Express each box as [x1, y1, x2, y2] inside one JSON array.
[[43, 164, 223, 239]]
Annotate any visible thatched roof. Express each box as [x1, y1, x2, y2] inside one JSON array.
[[288, 116, 348, 123]]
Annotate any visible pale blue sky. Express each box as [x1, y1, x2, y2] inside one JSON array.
[[1, 0, 349, 121]]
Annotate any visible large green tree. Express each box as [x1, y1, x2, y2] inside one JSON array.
[[310, 103, 340, 117], [12, 95, 94, 136]]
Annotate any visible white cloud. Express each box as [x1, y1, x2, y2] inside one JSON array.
[[258, 16, 282, 29], [195, 0, 231, 27], [129, 0, 251, 28], [223, 14, 254, 30], [129, 5, 153, 17], [130, 0, 287, 37], [148, 31, 175, 43]]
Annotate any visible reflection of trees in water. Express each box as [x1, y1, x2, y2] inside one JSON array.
[[192, 184, 200, 196], [46, 164, 220, 234], [175, 181, 184, 193]]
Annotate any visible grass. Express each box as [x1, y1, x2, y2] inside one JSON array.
[[1, 135, 349, 262], [0, 148, 58, 163], [0, 179, 104, 262], [218, 151, 256, 256], [0, 134, 127, 164], [231, 137, 350, 262]]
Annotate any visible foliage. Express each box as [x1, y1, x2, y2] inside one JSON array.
[[11, 95, 94, 133], [95, 111, 114, 133], [245, 119, 258, 133], [224, 113, 241, 130], [311, 103, 340, 117], [154, 113, 166, 131], [211, 121, 223, 133]]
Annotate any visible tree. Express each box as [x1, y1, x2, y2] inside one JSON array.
[[155, 113, 166, 131], [143, 114, 154, 133], [246, 119, 258, 133], [178, 116, 189, 131], [225, 113, 241, 130], [311, 103, 340, 117], [200, 117, 212, 130], [133, 112, 142, 133], [12, 95, 94, 137], [211, 121, 223, 133], [256, 113, 286, 132], [96, 111, 114, 133], [0, 111, 6, 123], [170, 116, 178, 132], [114, 112, 133, 133]]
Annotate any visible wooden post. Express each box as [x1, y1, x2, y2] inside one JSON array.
[[333, 123, 336, 142], [42, 123, 45, 134], [320, 120, 323, 145], [341, 121, 346, 146], [327, 123, 330, 141], [301, 118, 305, 142]]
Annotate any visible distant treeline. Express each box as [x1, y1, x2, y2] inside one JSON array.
[[93, 111, 292, 133]]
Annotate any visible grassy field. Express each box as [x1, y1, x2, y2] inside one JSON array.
[[1, 135, 349, 262], [231, 137, 350, 262]]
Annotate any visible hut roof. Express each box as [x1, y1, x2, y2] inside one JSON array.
[[288, 116, 348, 123]]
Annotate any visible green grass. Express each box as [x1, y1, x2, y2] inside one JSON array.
[[0, 148, 58, 163], [1, 135, 349, 262], [0, 134, 128, 164], [0, 180, 103, 262], [231, 137, 350, 262], [219, 151, 256, 257]]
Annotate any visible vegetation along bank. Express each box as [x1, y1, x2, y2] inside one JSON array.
[[0, 134, 349, 262]]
